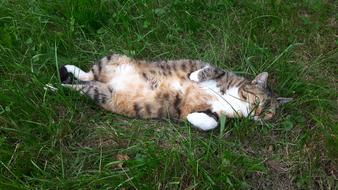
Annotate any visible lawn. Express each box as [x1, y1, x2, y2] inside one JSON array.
[[0, 0, 337, 189]]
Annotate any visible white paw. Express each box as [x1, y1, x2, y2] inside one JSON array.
[[190, 66, 210, 82], [189, 70, 201, 82], [187, 112, 218, 131], [44, 83, 58, 92], [64, 65, 85, 79], [64, 65, 74, 72], [64, 65, 93, 81]]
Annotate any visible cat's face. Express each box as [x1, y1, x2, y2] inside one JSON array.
[[240, 72, 292, 120]]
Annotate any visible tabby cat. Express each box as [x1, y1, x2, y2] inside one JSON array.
[[59, 53, 292, 131]]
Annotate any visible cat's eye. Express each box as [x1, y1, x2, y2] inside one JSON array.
[[265, 109, 274, 115], [264, 111, 274, 120]]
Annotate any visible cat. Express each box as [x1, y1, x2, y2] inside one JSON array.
[[59, 53, 292, 131]]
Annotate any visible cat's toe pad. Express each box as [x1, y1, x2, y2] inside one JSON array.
[[187, 112, 218, 131]]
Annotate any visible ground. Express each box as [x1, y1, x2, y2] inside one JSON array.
[[0, 0, 337, 189]]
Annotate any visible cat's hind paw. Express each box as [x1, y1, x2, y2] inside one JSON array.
[[59, 65, 73, 84]]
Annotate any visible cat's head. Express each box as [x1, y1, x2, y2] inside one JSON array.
[[240, 72, 292, 120]]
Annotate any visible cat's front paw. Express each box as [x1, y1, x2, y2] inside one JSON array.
[[189, 70, 200, 82], [187, 112, 218, 131]]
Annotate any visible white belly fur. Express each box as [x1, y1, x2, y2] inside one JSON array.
[[108, 64, 141, 91]]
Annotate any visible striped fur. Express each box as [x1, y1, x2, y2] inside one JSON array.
[[60, 53, 291, 129]]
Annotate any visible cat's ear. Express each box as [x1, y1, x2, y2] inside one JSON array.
[[277, 97, 293, 105], [252, 72, 268, 88]]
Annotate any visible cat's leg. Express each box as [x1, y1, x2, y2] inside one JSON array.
[[44, 65, 89, 91], [186, 112, 218, 131], [189, 66, 225, 82], [62, 81, 112, 105], [60, 65, 94, 83]]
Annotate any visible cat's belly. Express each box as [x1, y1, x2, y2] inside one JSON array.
[[107, 64, 144, 91], [103, 63, 251, 119]]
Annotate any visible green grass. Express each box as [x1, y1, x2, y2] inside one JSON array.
[[0, 0, 337, 189]]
